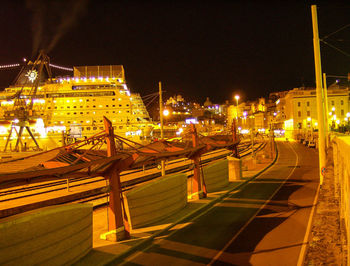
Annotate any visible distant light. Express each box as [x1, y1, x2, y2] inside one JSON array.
[[276, 99, 280, 104], [234, 95, 240, 101], [332, 107, 335, 111], [307, 117, 311, 122]]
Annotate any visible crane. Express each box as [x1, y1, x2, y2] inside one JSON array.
[[3, 50, 52, 152]]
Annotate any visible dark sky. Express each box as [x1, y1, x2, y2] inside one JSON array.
[[0, 0, 349, 104]]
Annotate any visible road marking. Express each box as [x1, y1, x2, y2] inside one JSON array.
[[208, 141, 299, 265], [296, 183, 320, 266]]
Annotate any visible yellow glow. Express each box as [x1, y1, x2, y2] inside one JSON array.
[[284, 119, 294, 131], [332, 106, 335, 111], [35, 118, 47, 137], [235, 95, 240, 101], [307, 117, 311, 122]]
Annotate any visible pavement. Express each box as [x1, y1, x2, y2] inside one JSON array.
[[74, 144, 278, 266]]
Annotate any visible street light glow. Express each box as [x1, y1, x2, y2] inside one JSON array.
[[163, 109, 170, 116]]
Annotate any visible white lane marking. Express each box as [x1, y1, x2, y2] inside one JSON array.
[[296, 183, 320, 266], [208, 141, 299, 265]]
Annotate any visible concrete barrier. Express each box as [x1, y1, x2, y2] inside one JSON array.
[[124, 173, 187, 229], [0, 203, 92, 266], [332, 136, 350, 263], [202, 159, 229, 192], [227, 156, 242, 181]]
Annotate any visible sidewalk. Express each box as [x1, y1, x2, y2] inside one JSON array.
[[304, 146, 346, 265], [75, 147, 277, 265]]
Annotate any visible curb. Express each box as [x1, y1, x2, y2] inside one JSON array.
[[106, 141, 279, 265]]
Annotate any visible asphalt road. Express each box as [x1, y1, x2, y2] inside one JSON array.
[[119, 141, 320, 266]]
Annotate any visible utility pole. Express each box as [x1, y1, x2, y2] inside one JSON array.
[[323, 73, 329, 148], [159, 81, 165, 176], [311, 5, 327, 184]]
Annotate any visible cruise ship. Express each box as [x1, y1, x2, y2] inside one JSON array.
[[0, 56, 154, 151]]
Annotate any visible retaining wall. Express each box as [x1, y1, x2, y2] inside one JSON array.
[[124, 173, 187, 229], [202, 159, 229, 192], [0, 203, 92, 266], [332, 136, 350, 263]]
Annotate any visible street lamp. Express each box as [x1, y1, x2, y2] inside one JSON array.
[[163, 109, 169, 117], [234, 95, 240, 119]]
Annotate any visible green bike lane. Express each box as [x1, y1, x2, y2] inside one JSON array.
[[117, 141, 319, 265]]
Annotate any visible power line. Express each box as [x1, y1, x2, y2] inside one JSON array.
[[321, 39, 350, 58]]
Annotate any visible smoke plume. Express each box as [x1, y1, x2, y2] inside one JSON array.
[[26, 0, 88, 58]]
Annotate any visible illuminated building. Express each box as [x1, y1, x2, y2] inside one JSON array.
[[275, 84, 349, 138]]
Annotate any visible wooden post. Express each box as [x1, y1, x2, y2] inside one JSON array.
[[101, 116, 130, 241], [190, 123, 206, 199]]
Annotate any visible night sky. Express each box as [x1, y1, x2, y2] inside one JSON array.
[[0, 0, 349, 105]]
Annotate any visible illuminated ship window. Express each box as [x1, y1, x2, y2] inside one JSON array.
[[86, 112, 90, 114], [119, 104, 122, 107], [74, 112, 77, 115], [126, 104, 129, 107], [74, 106, 77, 108], [100, 120, 103, 122], [106, 105, 109, 107], [80, 106, 83, 108], [99, 127, 103, 130], [67, 121, 71, 124], [55, 107, 57, 109], [67, 113, 70, 115], [112, 111, 115, 113], [93, 127, 97, 130], [80, 112, 83, 114], [87, 127, 91, 130], [61, 107, 64, 109], [93, 105, 96, 108], [93, 99, 96, 101], [87, 99, 90, 102], [119, 126, 123, 129], [112, 105, 115, 107], [112, 98, 115, 101], [99, 105, 102, 108], [67, 106, 70, 109], [48, 107, 51, 109]]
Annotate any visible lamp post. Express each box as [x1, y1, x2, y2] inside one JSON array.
[[159, 81, 165, 176], [311, 5, 327, 184], [234, 95, 240, 119]]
